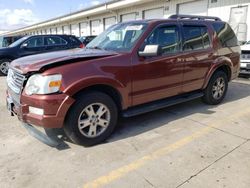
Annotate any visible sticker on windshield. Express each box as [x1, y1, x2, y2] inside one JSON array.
[[125, 25, 143, 31]]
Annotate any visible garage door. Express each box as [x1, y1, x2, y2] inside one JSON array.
[[121, 13, 136, 22], [63, 25, 70, 35], [51, 28, 57, 34], [143, 7, 164, 19], [104, 17, 116, 30], [80, 22, 89, 36], [46, 29, 51, 34], [91, 20, 101, 35], [178, 0, 207, 16], [57, 27, 63, 34], [71, 24, 80, 37]]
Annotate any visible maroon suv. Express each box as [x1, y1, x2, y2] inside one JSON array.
[[6, 15, 240, 146]]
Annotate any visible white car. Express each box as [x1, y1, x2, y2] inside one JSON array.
[[240, 41, 250, 75]]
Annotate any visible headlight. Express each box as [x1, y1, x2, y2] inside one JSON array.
[[25, 74, 62, 95]]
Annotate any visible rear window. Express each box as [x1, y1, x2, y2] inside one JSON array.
[[182, 25, 211, 51], [212, 22, 238, 47]]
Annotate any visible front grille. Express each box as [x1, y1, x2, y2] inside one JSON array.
[[241, 54, 250, 60], [7, 69, 26, 94]]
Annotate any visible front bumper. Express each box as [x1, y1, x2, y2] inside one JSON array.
[[7, 89, 75, 128]]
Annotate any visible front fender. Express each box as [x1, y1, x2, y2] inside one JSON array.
[[202, 56, 233, 89], [63, 76, 130, 109]]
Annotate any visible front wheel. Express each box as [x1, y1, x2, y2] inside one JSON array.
[[202, 71, 228, 105], [0, 59, 11, 76], [64, 92, 118, 146]]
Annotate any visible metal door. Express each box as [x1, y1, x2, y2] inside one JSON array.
[[229, 6, 248, 42]]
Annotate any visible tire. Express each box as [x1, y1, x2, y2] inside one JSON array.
[[64, 91, 118, 146], [0, 58, 11, 76], [202, 71, 228, 105]]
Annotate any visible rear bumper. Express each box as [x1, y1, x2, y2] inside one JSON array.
[[7, 90, 75, 128]]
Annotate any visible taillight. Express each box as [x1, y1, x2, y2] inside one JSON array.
[[80, 43, 85, 48]]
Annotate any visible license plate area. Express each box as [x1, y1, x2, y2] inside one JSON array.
[[247, 64, 250, 70]]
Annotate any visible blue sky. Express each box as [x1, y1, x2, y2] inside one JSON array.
[[0, 0, 108, 31]]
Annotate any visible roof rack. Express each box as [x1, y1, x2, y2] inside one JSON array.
[[169, 14, 221, 21]]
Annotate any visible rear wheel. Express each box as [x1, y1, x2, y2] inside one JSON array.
[[64, 91, 118, 146], [202, 71, 228, 105], [0, 58, 11, 76]]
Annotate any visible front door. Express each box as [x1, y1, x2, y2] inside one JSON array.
[[132, 24, 184, 106], [19, 36, 45, 57]]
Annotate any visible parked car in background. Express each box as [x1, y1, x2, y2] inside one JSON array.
[[79, 36, 96, 47], [0, 35, 24, 48], [6, 15, 240, 146], [240, 40, 250, 76], [0, 35, 83, 75]]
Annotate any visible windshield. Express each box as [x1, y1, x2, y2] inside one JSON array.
[[9, 36, 29, 47], [246, 41, 250, 45], [86, 22, 148, 52]]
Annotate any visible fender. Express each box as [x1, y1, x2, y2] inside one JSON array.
[[202, 56, 233, 89], [64, 76, 130, 109]]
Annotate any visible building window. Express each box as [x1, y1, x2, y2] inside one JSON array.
[[211, 0, 217, 3]]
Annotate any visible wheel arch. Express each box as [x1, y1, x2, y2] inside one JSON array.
[[203, 58, 233, 89], [64, 77, 129, 111], [73, 84, 123, 112]]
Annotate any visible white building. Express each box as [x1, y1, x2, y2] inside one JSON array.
[[3, 0, 250, 42]]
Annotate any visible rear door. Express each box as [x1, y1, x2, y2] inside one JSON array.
[[19, 36, 45, 57], [180, 23, 214, 93]]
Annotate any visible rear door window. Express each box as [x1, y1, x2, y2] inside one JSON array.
[[45, 36, 67, 46], [182, 25, 211, 51], [212, 22, 238, 47]]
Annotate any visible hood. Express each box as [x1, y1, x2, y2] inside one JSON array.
[[241, 44, 250, 51], [10, 48, 118, 74]]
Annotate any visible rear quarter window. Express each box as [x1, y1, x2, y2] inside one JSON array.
[[212, 22, 238, 47]]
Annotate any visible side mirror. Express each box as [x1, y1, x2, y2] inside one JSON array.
[[138, 45, 160, 57], [21, 43, 28, 49]]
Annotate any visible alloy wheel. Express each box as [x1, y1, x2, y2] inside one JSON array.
[[212, 77, 225, 100], [0, 61, 10, 75], [78, 103, 111, 138]]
